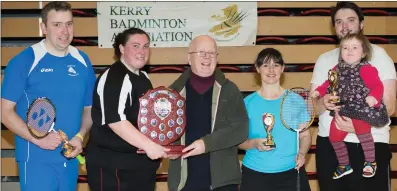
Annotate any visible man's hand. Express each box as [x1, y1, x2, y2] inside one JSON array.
[[366, 96, 378, 107], [295, 152, 306, 170], [182, 139, 206, 159], [167, 154, 182, 160], [65, 136, 83, 158], [144, 141, 169, 160], [32, 132, 62, 150], [334, 112, 355, 133], [323, 94, 341, 111]]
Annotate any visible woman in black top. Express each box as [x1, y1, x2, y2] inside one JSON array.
[[86, 27, 169, 191]]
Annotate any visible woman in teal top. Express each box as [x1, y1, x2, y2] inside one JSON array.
[[239, 48, 312, 191]]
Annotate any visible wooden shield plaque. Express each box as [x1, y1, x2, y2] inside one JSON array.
[[137, 86, 186, 154]]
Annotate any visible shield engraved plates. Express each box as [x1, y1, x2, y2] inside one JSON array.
[[137, 86, 186, 154]]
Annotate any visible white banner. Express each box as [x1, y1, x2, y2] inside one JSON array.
[[97, 2, 257, 48]]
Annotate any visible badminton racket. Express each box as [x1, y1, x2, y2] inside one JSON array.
[[280, 87, 315, 191], [26, 97, 85, 164]]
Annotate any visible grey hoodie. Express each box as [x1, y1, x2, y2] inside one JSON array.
[[167, 68, 249, 190]]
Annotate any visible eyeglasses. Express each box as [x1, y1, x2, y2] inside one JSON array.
[[188, 51, 218, 58]]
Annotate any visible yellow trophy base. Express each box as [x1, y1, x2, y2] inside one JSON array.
[[263, 137, 276, 148], [329, 92, 341, 105]]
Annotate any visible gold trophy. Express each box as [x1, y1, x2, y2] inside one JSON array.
[[328, 70, 340, 104], [263, 113, 276, 148], [58, 130, 86, 164], [58, 130, 74, 156]]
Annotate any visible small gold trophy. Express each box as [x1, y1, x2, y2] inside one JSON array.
[[328, 70, 340, 104], [58, 130, 86, 164], [263, 113, 276, 148], [58, 130, 73, 156]]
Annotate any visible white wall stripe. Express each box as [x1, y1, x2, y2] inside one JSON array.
[[39, 18, 43, 37], [39, 2, 43, 37]]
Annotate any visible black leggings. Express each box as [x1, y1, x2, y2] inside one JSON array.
[[240, 165, 311, 191]]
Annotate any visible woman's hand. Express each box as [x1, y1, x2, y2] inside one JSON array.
[[295, 152, 306, 170], [255, 138, 275, 152]]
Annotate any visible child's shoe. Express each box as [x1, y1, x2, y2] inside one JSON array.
[[333, 164, 353, 179], [363, 161, 377, 178]]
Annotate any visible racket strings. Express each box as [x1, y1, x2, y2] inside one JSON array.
[[27, 99, 56, 137], [281, 88, 315, 131]]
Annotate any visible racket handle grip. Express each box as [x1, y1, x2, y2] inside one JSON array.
[[76, 154, 86, 164]]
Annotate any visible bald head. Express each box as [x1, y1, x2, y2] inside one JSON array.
[[188, 35, 218, 52], [188, 35, 218, 77]]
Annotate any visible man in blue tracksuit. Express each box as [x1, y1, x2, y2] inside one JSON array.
[[1, 2, 96, 191]]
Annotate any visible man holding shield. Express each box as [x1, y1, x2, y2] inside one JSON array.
[[167, 35, 249, 191]]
